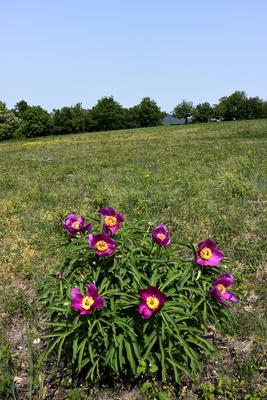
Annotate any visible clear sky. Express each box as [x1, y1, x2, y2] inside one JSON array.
[[1, 0, 267, 112]]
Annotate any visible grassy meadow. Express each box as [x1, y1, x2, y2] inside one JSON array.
[[0, 119, 267, 399]]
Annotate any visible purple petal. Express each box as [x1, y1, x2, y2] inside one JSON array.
[[198, 239, 218, 250], [162, 233, 171, 246], [99, 207, 116, 216], [138, 290, 151, 301], [86, 284, 98, 298], [227, 291, 238, 302], [196, 257, 213, 266], [71, 288, 83, 311], [211, 287, 223, 303], [207, 253, 224, 266], [138, 302, 147, 314], [83, 223, 92, 232], [106, 246, 116, 255], [64, 219, 73, 226], [117, 212, 124, 222], [79, 309, 93, 316], [107, 223, 120, 234], [77, 216, 85, 224], [213, 249, 224, 260], [221, 290, 238, 303], [157, 292, 169, 306], [138, 303, 153, 319], [96, 249, 107, 256], [95, 296, 104, 309], [68, 213, 77, 218], [88, 234, 96, 248], [142, 306, 154, 319], [138, 286, 159, 300], [213, 274, 234, 288]]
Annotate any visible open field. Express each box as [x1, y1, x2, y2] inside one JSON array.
[[0, 120, 267, 399]]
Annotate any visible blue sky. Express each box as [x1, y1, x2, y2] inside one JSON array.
[[1, 0, 267, 112]]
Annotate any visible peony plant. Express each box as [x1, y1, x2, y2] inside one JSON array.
[[40, 208, 238, 383]]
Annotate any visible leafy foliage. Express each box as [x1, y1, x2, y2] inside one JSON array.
[[90, 96, 126, 131], [1, 90, 267, 141], [137, 97, 162, 127], [16, 104, 52, 138], [0, 109, 21, 141], [52, 103, 93, 134], [173, 100, 193, 124], [40, 215, 235, 383], [193, 102, 213, 123]]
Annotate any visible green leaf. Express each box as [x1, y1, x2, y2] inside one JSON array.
[[166, 357, 190, 381], [159, 336, 166, 382], [144, 332, 158, 359], [158, 392, 172, 400], [57, 335, 66, 364], [124, 340, 136, 374], [78, 338, 87, 372], [140, 380, 152, 394], [72, 337, 78, 361], [160, 271, 183, 290]]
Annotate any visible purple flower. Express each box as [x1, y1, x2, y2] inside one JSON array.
[[209, 274, 238, 306], [88, 232, 116, 256], [71, 283, 104, 316], [196, 239, 224, 267], [99, 207, 124, 234], [138, 286, 169, 319], [62, 214, 92, 236], [152, 224, 171, 246]]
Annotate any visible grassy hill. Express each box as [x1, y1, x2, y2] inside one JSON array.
[[0, 120, 266, 399]]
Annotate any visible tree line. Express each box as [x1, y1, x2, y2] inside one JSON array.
[[1, 90, 267, 141]]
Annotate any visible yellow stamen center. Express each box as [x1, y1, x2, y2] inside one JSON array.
[[82, 296, 94, 310], [146, 296, 160, 310], [215, 284, 226, 295], [104, 216, 117, 227], [200, 247, 212, 260], [95, 240, 108, 252], [156, 233, 166, 241], [71, 221, 81, 230]]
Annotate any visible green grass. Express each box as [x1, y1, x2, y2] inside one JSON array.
[[0, 119, 266, 398]]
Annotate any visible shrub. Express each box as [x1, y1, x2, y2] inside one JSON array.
[[40, 209, 237, 383], [0, 110, 21, 141]]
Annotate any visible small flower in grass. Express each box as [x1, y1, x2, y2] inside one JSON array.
[[138, 286, 169, 319], [196, 239, 224, 267], [88, 233, 116, 256], [152, 224, 171, 246], [209, 274, 238, 306], [99, 207, 124, 234], [62, 214, 92, 236], [71, 284, 104, 316]]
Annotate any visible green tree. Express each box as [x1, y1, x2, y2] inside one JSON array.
[[0, 108, 22, 141], [137, 97, 162, 127], [262, 101, 267, 118], [0, 101, 7, 112], [218, 91, 247, 120], [52, 103, 93, 134], [16, 105, 52, 138], [91, 96, 125, 131], [121, 106, 140, 129], [245, 96, 263, 119], [173, 100, 193, 124], [14, 100, 29, 114], [193, 102, 213, 122], [212, 102, 226, 119], [52, 107, 73, 134]]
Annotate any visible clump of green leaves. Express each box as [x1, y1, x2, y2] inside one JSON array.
[[0, 330, 17, 399], [40, 216, 234, 383]]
